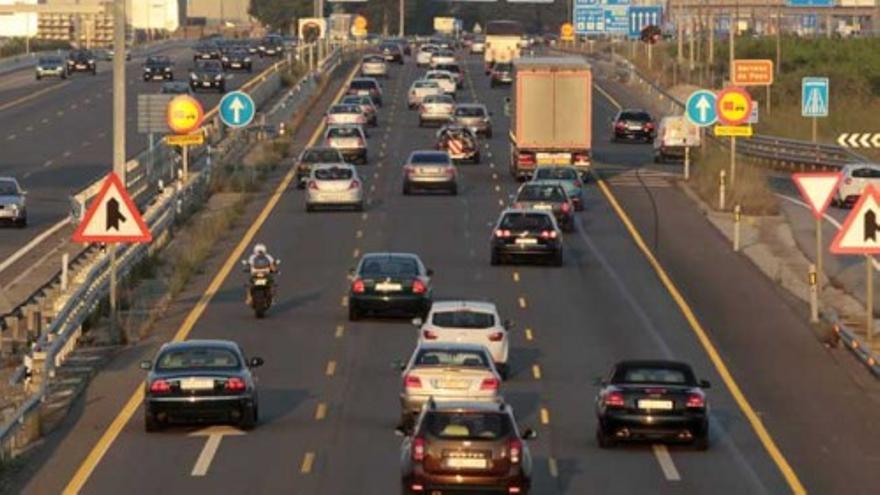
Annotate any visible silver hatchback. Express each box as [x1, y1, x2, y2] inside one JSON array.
[[0, 177, 27, 227], [305, 163, 365, 212], [452, 103, 493, 138], [418, 94, 455, 127], [402, 150, 457, 195]]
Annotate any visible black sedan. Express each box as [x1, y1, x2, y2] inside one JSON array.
[[595, 360, 710, 449], [221, 49, 253, 72], [348, 253, 433, 321], [141, 340, 263, 431], [612, 109, 656, 143], [490, 209, 563, 266], [142, 56, 173, 81]]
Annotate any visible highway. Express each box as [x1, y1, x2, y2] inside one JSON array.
[[0, 45, 274, 276], [5, 49, 880, 495]]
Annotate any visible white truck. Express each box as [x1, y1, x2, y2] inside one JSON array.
[[484, 20, 523, 71]]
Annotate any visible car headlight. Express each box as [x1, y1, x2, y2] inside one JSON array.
[[8, 204, 18, 212], [190, 73, 198, 80], [244, 57, 251, 62], [222, 57, 229, 62], [164, 67, 171, 72], [214, 74, 223, 80], [88, 59, 95, 64]]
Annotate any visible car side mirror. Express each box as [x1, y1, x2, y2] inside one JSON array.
[[139, 360, 152, 370], [249, 357, 265, 368], [426, 269, 434, 277], [699, 379, 711, 389], [394, 426, 412, 437], [412, 317, 423, 327], [522, 428, 537, 440], [392, 359, 406, 371], [503, 319, 514, 330], [592, 377, 605, 386]]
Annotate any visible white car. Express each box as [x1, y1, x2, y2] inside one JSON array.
[[424, 70, 457, 94], [408, 79, 443, 108], [324, 125, 368, 165], [305, 163, 364, 212], [470, 37, 486, 54], [418, 94, 455, 127], [414, 301, 511, 378], [360, 55, 388, 78], [326, 103, 368, 127], [430, 50, 457, 68], [835, 163, 880, 208], [416, 44, 438, 67]]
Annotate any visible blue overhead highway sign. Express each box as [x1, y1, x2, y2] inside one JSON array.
[[802, 77, 829, 118], [686, 90, 718, 127], [788, 0, 833, 7], [628, 6, 663, 39], [219, 91, 256, 129], [574, 7, 605, 35]]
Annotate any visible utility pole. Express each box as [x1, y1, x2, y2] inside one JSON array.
[[110, 0, 126, 341], [776, 7, 782, 75], [399, 0, 405, 37], [729, 6, 736, 84]]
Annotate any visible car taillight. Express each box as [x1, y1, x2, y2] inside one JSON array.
[[845, 178, 852, 185], [324, 138, 332, 146], [573, 180, 582, 188], [574, 152, 590, 164], [357, 138, 365, 147], [423, 330, 438, 340], [419, 104, 426, 112], [444, 167, 455, 177], [540, 230, 557, 239], [404, 165, 415, 175], [480, 377, 500, 391], [351, 278, 365, 293], [561, 202, 571, 213], [405, 374, 422, 389], [308, 181, 319, 190], [645, 122, 655, 130], [412, 436, 426, 461], [614, 121, 626, 129], [686, 392, 706, 409], [149, 379, 171, 394], [488, 331, 504, 341], [412, 279, 427, 294], [517, 153, 535, 166], [348, 179, 361, 190], [225, 377, 246, 392], [604, 391, 625, 407], [495, 229, 512, 238], [509, 438, 523, 464]]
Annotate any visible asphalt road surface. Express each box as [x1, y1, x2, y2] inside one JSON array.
[[0, 45, 274, 270], [7, 50, 880, 495]]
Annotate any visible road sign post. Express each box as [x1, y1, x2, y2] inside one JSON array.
[[802, 77, 829, 143], [716, 87, 753, 187]]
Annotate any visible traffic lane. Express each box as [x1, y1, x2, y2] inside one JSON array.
[[12, 57, 360, 495], [608, 180, 880, 493]]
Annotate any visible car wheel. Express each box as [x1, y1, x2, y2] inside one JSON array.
[[450, 185, 458, 196], [693, 433, 709, 451], [348, 304, 361, 322], [552, 250, 563, 267], [486, 130, 493, 139], [490, 81, 497, 88], [418, 120, 424, 127], [16, 217, 27, 228], [35, 75, 41, 81], [145, 411, 161, 432], [473, 153, 481, 164], [239, 404, 257, 430], [305, 203, 314, 213], [403, 184, 411, 196], [498, 364, 509, 380], [490, 250, 501, 266], [596, 426, 616, 448], [355, 201, 365, 212]]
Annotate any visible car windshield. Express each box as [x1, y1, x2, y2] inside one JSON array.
[[350, 80, 377, 90], [621, 111, 652, 122], [410, 153, 449, 165], [147, 57, 169, 65], [331, 105, 359, 114], [414, 349, 490, 368], [327, 127, 361, 138], [535, 168, 578, 181], [517, 185, 566, 202], [314, 167, 353, 181], [424, 412, 512, 440], [613, 366, 696, 385], [156, 347, 240, 371], [302, 149, 342, 162], [427, 73, 451, 81], [494, 64, 512, 71], [197, 62, 221, 73], [414, 81, 438, 89], [500, 213, 554, 230], [160, 83, 188, 94], [0, 180, 19, 196], [360, 257, 419, 277], [40, 57, 60, 65], [424, 95, 452, 104], [851, 167, 880, 178], [432, 310, 495, 329], [364, 56, 384, 63], [455, 106, 485, 117]]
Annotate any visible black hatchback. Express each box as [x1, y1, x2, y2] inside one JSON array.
[[595, 360, 711, 449], [141, 340, 264, 431], [491, 209, 563, 266], [612, 109, 656, 143], [348, 253, 433, 321]]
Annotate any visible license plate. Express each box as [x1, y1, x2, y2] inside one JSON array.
[[232, 63, 241, 68], [515, 238, 538, 245], [254, 278, 268, 286], [446, 457, 488, 469], [375, 282, 402, 292], [180, 378, 215, 391], [76, 64, 87, 69], [202, 82, 211, 87], [537, 153, 571, 165], [533, 204, 553, 211], [438, 379, 470, 389], [418, 167, 442, 175], [638, 399, 673, 411], [627, 125, 643, 131]]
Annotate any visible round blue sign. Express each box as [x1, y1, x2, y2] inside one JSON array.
[[685, 90, 718, 127], [219, 91, 256, 129]]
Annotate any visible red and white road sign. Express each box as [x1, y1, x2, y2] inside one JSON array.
[[792, 172, 842, 219], [448, 139, 464, 155], [72, 173, 152, 244], [830, 185, 880, 254]]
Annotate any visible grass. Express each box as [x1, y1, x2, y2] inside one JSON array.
[[690, 146, 779, 216], [0, 38, 70, 59]]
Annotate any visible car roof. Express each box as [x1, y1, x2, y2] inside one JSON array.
[[430, 300, 497, 313], [499, 208, 554, 218], [409, 150, 450, 159], [426, 401, 512, 414], [312, 162, 354, 170], [844, 163, 880, 171], [613, 359, 695, 372], [158, 339, 240, 352], [360, 252, 422, 262], [415, 342, 489, 352]]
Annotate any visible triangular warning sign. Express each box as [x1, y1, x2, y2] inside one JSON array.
[[830, 185, 880, 255], [792, 172, 842, 219], [72, 173, 152, 243]]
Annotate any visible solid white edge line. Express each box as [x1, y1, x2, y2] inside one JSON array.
[[191, 434, 223, 477], [0, 217, 70, 275], [652, 444, 681, 481]]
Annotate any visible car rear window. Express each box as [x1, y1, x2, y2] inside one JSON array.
[[331, 105, 359, 114], [535, 168, 578, 180], [437, 64, 460, 74], [410, 152, 450, 165], [494, 64, 512, 71], [156, 347, 240, 371], [613, 366, 695, 385], [414, 81, 438, 89], [517, 185, 566, 202], [500, 212, 554, 230], [360, 257, 419, 277], [424, 95, 453, 104], [302, 149, 343, 163], [432, 311, 495, 329], [314, 167, 353, 180], [350, 80, 377, 90], [455, 107, 485, 117], [621, 111, 652, 122], [851, 167, 880, 179], [327, 127, 361, 138], [0, 181, 19, 196], [415, 349, 490, 368], [423, 412, 512, 440]]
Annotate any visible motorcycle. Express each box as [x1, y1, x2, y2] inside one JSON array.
[[242, 259, 281, 318]]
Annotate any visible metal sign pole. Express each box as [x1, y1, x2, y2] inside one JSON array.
[[684, 146, 691, 180], [868, 256, 874, 344], [109, 243, 117, 341], [816, 217, 823, 294], [730, 136, 737, 186], [182, 144, 189, 182], [812, 116, 818, 143]]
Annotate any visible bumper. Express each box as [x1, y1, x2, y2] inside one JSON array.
[[615, 129, 653, 141], [333, 148, 366, 162], [599, 412, 708, 441], [37, 69, 64, 76], [363, 69, 387, 77], [401, 393, 501, 417], [658, 146, 687, 158], [403, 468, 529, 494], [306, 190, 363, 207], [147, 396, 254, 423], [420, 114, 452, 124], [405, 176, 456, 189], [192, 80, 223, 89], [493, 242, 560, 258], [350, 293, 430, 316]]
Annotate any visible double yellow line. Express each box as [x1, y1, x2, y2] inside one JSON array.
[[62, 61, 360, 495]]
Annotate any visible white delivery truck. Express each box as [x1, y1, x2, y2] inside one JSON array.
[[653, 116, 700, 163], [484, 20, 523, 71]]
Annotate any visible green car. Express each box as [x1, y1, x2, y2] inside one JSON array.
[[530, 166, 585, 211]]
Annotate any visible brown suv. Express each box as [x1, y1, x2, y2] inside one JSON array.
[[398, 401, 536, 494]]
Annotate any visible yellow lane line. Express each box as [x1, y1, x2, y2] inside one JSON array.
[[0, 81, 70, 112], [335, 325, 345, 338], [512, 272, 520, 283], [325, 360, 337, 376], [540, 407, 550, 425], [525, 328, 534, 341], [593, 81, 623, 110], [62, 60, 362, 495], [300, 452, 316, 474], [518, 297, 527, 309], [595, 177, 806, 495], [341, 296, 348, 307], [548, 457, 559, 478], [531, 364, 542, 380], [315, 402, 327, 421]]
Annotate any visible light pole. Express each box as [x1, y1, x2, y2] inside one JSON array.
[[399, 0, 405, 37]]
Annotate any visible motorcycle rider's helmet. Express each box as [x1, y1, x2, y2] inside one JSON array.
[[254, 243, 268, 255]]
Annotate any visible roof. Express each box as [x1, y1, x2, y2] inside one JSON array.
[[430, 301, 497, 313], [360, 252, 421, 260], [514, 57, 591, 71]]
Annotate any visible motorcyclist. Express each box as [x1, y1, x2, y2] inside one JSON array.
[[246, 243, 278, 304]]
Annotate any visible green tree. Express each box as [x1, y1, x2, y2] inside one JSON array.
[[249, 0, 312, 33]]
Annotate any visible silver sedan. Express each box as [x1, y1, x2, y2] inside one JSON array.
[[305, 163, 365, 212]]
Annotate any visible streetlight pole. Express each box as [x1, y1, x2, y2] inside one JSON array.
[[113, 0, 126, 184], [400, 0, 405, 37]]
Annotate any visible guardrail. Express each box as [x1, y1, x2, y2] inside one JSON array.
[[832, 320, 880, 377], [0, 43, 347, 460], [0, 39, 187, 77], [558, 45, 872, 171]]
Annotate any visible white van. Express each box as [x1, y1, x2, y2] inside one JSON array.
[[653, 116, 700, 163]]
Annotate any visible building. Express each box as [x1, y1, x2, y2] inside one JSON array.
[[129, 0, 180, 31], [187, 0, 251, 26], [0, 0, 38, 38]]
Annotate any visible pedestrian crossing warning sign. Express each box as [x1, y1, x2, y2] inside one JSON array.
[[72, 172, 152, 243], [830, 185, 880, 254]]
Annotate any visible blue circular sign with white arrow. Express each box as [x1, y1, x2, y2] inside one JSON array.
[[685, 90, 718, 127], [219, 90, 256, 129]]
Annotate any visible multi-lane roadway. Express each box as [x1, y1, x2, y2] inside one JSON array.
[[4, 46, 880, 495]]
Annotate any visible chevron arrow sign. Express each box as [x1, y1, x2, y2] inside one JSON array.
[[837, 133, 880, 148]]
